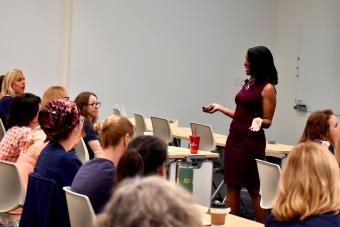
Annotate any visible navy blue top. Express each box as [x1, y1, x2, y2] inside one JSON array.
[[266, 213, 340, 227], [0, 96, 12, 128], [34, 141, 82, 189], [83, 121, 99, 159], [71, 158, 116, 214]]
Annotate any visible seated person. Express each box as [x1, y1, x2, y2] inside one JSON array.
[[75, 91, 102, 159], [0, 93, 40, 163], [0, 69, 26, 129], [16, 86, 68, 188], [71, 116, 134, 214], [20, 98, 83, 227], [266, 142, 340, 226], [115, 135, 168, 183], [94, 176, 202, 227], [298, 109, 340, 153], [33, 98, 82, 188]]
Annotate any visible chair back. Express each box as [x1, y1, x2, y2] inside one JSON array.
[[0, 118, 6, 141], [0, 160, 25, 212], [176, 160, 213, 207], [256, 159, 281, 209], [134, 113, 147, 136], [112, 106, 121, 116], [63, 186, 96, 227], [20, 173, 70, 227], [74, 138, 90, 163], [151, 116, 173, 144], [190, 122, 216, 151]]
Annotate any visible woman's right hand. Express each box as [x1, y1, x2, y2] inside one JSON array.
[[202, 103, 221, 113]]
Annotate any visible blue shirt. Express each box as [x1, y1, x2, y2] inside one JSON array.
[[34, 141, 82, 188], [83, 121, 99, 159], [266, 213, 340, 227], [0, 96, 12, 128], [71, 158, 116, 214]]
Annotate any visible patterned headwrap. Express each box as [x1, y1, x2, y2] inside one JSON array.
[[39, 98, 80, 141]]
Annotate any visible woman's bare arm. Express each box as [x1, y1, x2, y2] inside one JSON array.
[[202, 103, 235, 119], [261, 84, 277, 128]]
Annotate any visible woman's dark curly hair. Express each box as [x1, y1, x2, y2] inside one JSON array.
[[39, 98, 80, 141]]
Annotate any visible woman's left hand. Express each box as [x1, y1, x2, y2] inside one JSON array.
[[249, 117, 263, 132]]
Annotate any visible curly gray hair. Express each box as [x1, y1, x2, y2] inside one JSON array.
[[94, 176, 202, 227]]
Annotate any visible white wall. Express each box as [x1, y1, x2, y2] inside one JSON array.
[[0, 0, 63, 98], [269, 0, 340, 144], [68, 0, 276, 137]]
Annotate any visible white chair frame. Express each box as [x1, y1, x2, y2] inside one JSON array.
[[256, 159, 281, 209], [63, 186, 96, 227]]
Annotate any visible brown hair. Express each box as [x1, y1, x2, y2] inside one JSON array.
[[0, 75, 5, 93], [41, 86, 67, 108], [299, 109, 334, 144], [272, 142, 340, 221], [74, 91, 97, 123], [94, 176, 202, 227], [100, 116, 134, 149], [0, 68, 24, 98]]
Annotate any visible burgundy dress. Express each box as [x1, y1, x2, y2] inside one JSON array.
[[224, 80, 268, 191]]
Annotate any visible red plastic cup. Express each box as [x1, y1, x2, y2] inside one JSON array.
[[189, 135, 200, 154]]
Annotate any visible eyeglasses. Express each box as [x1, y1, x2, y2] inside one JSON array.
[[88, 102, 101, 107]]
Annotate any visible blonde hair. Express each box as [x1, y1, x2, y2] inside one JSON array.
[[100, 116, 134, 149], [94, 176, 202, 227], [41, 86, 67, 108], [272, 142, 340, 221], [335, 138, 340, 167], [0, 68, 24, 98]]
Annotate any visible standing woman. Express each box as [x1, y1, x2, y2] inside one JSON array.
[[75, 91, 102, 159], [0, 69, 26, 128], [203, 46, 278, 223]]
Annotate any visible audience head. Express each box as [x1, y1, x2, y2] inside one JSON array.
[[100, 115, 134, 149], [246, 46, 278, 85], [94, 176, 202, 227], [7, 93, 41, 129], [39, 98, 81, 143], [0, 68, 25, 98], [116, 135, 168, 183], [299, 109, 340, 146], [41, 86, 68, 108], [74, 91, 100, 123], [272, 142, 340, 221]]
